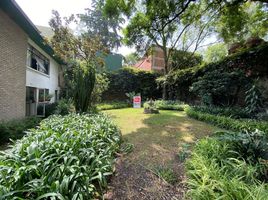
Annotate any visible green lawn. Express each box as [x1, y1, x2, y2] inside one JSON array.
[[104, 108, 221, 199]]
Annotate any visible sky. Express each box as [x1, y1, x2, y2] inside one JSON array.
[[15, 0, 135, 56]]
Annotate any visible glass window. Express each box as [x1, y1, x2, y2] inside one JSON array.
[[27, 45, 50, 75]]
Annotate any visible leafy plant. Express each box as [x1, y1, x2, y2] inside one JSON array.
[[0, 117, 41, 145], [186, 132, 268, 200], [143, 100, 187, 111], [186, 106, 268, 133], [73, 65, 96, 113], [125, 91, 140, 105], [178, 143, 191, 162], [215, 130, 268, 163], [0, 114, 121, 199], [154, 166, 177, 185], [245, 83, 264, 114]]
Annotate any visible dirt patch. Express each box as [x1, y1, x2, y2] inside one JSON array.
[[105, 157, 186, 200]]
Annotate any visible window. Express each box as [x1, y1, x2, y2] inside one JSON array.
[[27, 45, 50, 75]]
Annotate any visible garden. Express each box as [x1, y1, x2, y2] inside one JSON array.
[[1, 0, 268, 199]]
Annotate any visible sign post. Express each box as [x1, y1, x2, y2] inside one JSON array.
[[133, 96, 141, 108]]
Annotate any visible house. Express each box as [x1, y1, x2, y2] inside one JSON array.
[[134, 46, 165, 72], [0, 0, 64, 121]]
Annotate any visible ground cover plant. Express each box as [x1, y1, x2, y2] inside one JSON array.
[[186, 106, 268, 132], [186, 130, 268, 200], [143, 100, 188, 111], [0, 117, 41, 146], [0, 113, 121, 199], [97, 101, 129, 110]]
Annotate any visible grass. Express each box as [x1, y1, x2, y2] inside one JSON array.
[[104, 108, 221, 198]]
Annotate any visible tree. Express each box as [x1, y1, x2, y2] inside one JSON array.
[[49, 10, 107, 112], [79, 0, 124, 50], [104, 0, 214, 99], [123, 52, 140, 66], [202, 0, 268, 43], [204, 43, 227, 63]]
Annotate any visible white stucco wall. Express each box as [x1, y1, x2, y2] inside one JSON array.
[[26, 39, 60, 102]]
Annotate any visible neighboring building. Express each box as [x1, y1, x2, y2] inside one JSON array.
[[0, 0, 64, 121], [134, 46, 165, 72], [104, 53, 123, 71]]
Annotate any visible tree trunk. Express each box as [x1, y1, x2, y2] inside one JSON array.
[[162, 49, 169, 100]]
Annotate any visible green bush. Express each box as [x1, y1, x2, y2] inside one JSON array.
[[144, 100, 187, 111], [0, 113, 121, 199], [44, 99, 73, 117], [186, 106, 268, 132], [0, 117, 41, 145], [191, 106, 250, 119], [186, 131, 268, 199], [97, 101, 129, 110]]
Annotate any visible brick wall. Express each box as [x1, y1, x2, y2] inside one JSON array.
[[0, 9, 27, 121]]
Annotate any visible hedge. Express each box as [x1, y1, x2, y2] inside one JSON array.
[[185, 107, 268, 133], [102, 67, 162, 101]]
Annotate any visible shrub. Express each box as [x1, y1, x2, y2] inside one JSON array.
[[186, 131, 268, 199], [44, 99, 73, 117], [191, 106, 250, 119], [144, 100, 187, 111], [102, 67, 161, 101], [0, 114, 121, 199], [0, 117, 41, 145], [97, 101, 129, 110], [185, 106, 268, 132]]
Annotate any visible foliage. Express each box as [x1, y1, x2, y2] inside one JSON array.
[[97, 101, 129, 110], [123, 52, 140, 67], [44, 99, 73, 117], [103, 67, 161, 101], [91, 73, 110, 104], [125, 91, 140, 105], [163, 43, 268, 104], [209, 1, 268, 43], [186, 130, 268, 199], [185, 106, 268, 133], [0, 117, 41, 145], [153, 166, 177, 185], [144, 100, 187, 111], [191, 106, 250, 119], [79, 0, 124, 50], [49, 11, 106, 112], [178, 143, 191, 162], [170, 50, 203, 70], [215, 130, 268, 163], [245, 83, 264, 114], [73, 64, 96, 112], [190, 69, 248, 106], [204, 43, 228, 63], [0, 114, 121, 199]]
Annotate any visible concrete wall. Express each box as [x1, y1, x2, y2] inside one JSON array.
[[0, 9, 27, 121], [26, 39, 61, 102]]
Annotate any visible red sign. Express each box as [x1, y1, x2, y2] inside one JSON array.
[[133, 96, 141, 108]]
